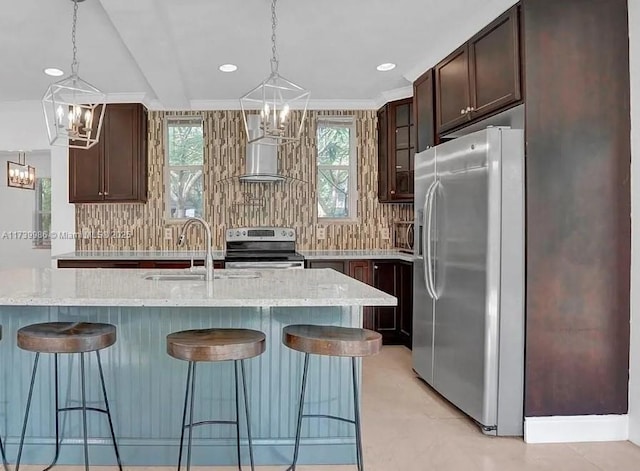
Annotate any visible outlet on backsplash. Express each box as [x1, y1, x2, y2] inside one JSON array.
[[317, 227, 326, 240], [380, 227, 390, 240], [164, 228, 173, 241]]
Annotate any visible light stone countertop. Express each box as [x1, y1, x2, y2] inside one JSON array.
[[53, 250, 225, 260], [0, 268, 396, 308], [299, 250, 415, 262], [54, 250, 415, 262]]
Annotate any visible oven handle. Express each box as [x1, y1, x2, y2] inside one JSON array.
[[226, 261, 305, 269]]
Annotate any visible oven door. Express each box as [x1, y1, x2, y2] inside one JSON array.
[[225, 261, 305, 269]]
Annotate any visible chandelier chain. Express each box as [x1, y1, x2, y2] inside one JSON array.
[[270, 0, 279, 74], [71, 0, 79, 75]]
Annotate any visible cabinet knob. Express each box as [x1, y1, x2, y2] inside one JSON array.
[[374, 265, 379, 270], [395, 165, 403, 169], [460, 109, 466, 115], [390, 190, 396, 195], [98, 192, 103, 196], [104, 192, 109, 196], [470, 106, 475, 111]]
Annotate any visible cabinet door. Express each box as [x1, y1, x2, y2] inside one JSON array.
[[413, 69, 435, 154], [69, 137, 103, 203], [348, 260, 373, 330], [435, 45, 471, 133], [103, 104, 147, 202], [390, 99, 414, 200], [398, 262, 413, 349], [377, 106, 390, 202], [372, 262, 399, 343], [469, 6, 521, 118]]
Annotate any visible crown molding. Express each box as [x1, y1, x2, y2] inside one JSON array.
[[189, 98, 379, 111], [373, 86, 414, 109]]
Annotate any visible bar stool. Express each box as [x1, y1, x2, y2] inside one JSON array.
[[283, 324, 382, 471], [0, 326, 7, 471], [167, 328, 266, 471], [15, 322, 122, 471]]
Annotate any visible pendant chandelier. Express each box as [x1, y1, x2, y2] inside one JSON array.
[[240, 0, 310, 146], [42, 0, 106, 150], [7, 151, 36, 190]]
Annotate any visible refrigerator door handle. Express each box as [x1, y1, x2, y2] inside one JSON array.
[[426, 180, 439, 300], [423, 180, 438, 299]]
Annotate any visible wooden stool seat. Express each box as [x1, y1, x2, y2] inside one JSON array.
[[167, 328, 266, 362], [283, 324, 382, 357], [17, 322, 116, 353]]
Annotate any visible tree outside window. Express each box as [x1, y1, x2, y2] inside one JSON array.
[[166, 118, 204, 219], [317, 118, 357, 220]]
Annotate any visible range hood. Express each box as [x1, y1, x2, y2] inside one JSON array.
[[240, 115, 285, 182]]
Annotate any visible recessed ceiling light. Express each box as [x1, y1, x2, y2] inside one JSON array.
[[219, 64, 238, 73], [376, 63, 396, 72], [44, 67, 64, 77]]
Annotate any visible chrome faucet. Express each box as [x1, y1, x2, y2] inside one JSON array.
[[177, 217, 214, 281]]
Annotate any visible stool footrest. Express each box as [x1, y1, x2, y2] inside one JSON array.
[[58, 406, 109, 415], [302, 413, 356, 425], [183, 419, 237, 429]]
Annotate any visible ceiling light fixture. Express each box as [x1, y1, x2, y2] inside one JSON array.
[[219, 64, 238, 73], [42, 0, 106, 150], [377, 63, 396, 72], [7, 151, 36, 190], [44, 68, 65, 77], [240, 0, 310, 146]]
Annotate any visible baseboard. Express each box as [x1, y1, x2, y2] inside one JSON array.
[[524, 415, 629, 443]]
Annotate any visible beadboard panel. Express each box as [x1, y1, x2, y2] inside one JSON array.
[[0, 305, 362, 466], [75, 110, 413, 251]]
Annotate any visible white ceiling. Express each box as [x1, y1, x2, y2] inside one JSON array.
[[0, 0, 518, 109]]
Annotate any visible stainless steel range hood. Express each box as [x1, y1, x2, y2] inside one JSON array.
[[240, 115, 285, 183]]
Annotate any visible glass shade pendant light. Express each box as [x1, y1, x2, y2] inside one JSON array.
[[240, 0, 310, 146], [42, 0, 106, 149], [7, 151, 36, 190]]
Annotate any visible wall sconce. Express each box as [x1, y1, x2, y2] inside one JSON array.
[[7, 152, 35, 190]]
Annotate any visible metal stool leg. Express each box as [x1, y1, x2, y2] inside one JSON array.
[[240, 359, 255, 471], [16, 352, 40, 471], [287, 352, 310, 471], [80, 352, 90, 471], [185, 361, 197, 471], [96, 350, 123, 471], [352, 357, 364, 471], [0, 435, 8, 471], [177, 361, 193, 471], [234, 361, 242, 471], [42, 354, 61, 471]]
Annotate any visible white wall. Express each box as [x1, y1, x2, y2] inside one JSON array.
[[0, 151, 51, 268], [0, 100, 75, 265], [629, 0, 640, 446]]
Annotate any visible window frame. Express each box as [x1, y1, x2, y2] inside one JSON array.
[[164, 116, 205, 222], [33, 177, 51, 249], [316, 116, 358, 223]]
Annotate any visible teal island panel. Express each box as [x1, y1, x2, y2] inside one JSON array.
[[0, 305, 362, 466]]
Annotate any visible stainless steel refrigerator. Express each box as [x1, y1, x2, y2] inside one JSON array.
[[412, 127, 524, 436]]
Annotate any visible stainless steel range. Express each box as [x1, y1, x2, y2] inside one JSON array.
[[224, 227, 304, 269]]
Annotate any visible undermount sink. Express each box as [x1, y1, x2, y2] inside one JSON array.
[[143, 272, 261, 281]]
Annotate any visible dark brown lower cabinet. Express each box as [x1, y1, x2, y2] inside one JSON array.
[[306, 259, 412, 347], [57, 260, 224, 269], [372, 261, 413, 348]]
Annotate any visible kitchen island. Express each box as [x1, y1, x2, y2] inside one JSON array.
[[0, 268, 395, 466]]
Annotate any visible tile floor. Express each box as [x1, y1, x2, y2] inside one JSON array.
[[16, 346, 640, 470]]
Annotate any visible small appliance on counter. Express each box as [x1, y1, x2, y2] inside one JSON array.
[[224, 227, 304, 269], [393, 221, 414, 253]]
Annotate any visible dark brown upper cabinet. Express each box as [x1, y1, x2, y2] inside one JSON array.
[[435, 5, 521, 134], [69, 103, 148, 203], [413, 68, 435, 154], [377, 97, 415, 203]]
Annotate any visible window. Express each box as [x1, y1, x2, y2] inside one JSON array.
[[34, 177, 51, 248], [317, 117, 357, 220], [166, 117, 204, 219]]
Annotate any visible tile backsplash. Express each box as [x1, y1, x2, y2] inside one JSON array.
[[75, 109, 413, 251]]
